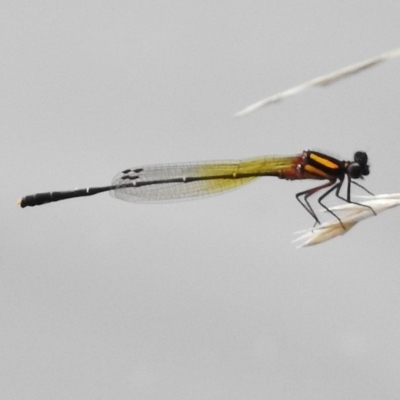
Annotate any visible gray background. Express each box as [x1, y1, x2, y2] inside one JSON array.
[[2, 1, 400, 399]]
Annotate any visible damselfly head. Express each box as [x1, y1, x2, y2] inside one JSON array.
[[347, 151, 370, 179], [354, 151, 368, 165], [354, 151, 370, 176]]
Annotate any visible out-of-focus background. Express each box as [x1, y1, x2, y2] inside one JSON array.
[[2, 2, 400, 399]]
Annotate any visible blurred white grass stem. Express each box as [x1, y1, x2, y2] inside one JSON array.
[[236, 47, 400, 116], [294, 193, 400, 247]]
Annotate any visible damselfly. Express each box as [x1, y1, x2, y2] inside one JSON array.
[[20, 47, 400, 224], [18, 150, 374, 225]]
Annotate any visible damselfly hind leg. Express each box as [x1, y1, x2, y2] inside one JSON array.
[[295, 181, 337, 225]]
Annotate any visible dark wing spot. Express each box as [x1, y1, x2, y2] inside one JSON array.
[[121, 174, 139, 180]]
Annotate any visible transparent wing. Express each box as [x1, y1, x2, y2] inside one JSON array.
[[111, 155, 297, 203], [236, 47, 400, 116]]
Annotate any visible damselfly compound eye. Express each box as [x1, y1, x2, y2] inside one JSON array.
[[347, 163, 362, 179]]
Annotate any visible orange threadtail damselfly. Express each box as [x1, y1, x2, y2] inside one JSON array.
[[18, 150, 374, 225]]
